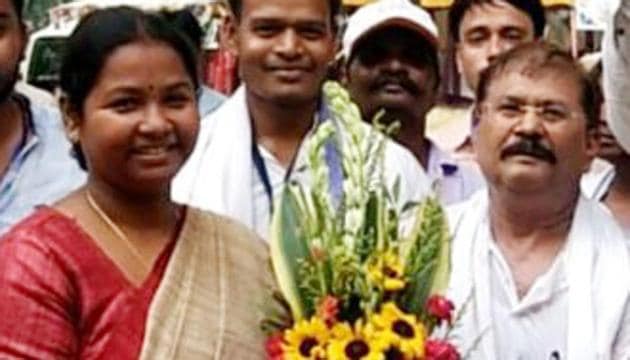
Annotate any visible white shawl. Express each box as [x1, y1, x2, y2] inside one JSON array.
[[172, 86, 432, 235], [139, 209, 271, 359], [172, 87, 255, 228], [447, 191, 630, 360]]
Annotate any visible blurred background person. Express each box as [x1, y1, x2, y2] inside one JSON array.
[[428, 0, 546, 159], [0, 7, 272, 358], [0, 0, 84, 234], [582, 3, 630, 236], [162, 8, 226, 118]]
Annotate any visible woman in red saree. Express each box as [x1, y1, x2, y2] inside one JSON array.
[[0, 7, 272, 359]]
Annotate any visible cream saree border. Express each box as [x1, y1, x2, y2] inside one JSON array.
[[139, 208, 271, 359]]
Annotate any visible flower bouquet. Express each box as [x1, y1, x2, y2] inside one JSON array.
[[263, 82, 460, 360]]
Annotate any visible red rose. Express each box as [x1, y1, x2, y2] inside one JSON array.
[[265, 333, 284, 359], [425, 339, 460, 360], [426, 295, 455, 325]]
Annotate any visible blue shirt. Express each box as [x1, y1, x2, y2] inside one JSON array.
[[198, 85, 225, 118], [0, 95, 86, 234]]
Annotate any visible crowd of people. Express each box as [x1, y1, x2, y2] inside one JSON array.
[[0, 0, 626, 358]]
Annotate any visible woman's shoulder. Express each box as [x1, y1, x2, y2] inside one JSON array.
[[0, 207, 81, 301], [0, 207, 79, 251], [0, 206, 101, 278]]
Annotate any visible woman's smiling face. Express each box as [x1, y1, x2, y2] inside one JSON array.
[[74, 40, 199, 196]]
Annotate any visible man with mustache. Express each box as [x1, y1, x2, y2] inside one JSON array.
[[172, 0, 431, 238], [343, 0, 484, 205], [428, 0, 546, 158], [446, 42, 630, 359], [0, 0, 84, 234]]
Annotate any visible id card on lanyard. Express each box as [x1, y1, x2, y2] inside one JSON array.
[[251, 99, 343, 216]]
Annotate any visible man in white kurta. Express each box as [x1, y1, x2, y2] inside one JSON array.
[[446, 43, 630, 359], [172, 0, 431, 239]]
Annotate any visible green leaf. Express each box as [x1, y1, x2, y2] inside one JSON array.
[[269, 187, 314, 320], [399, 259, 435, 315], [357, 192, 378, 261], [399, 197, 451, 315], [429, 201, 451, 295]]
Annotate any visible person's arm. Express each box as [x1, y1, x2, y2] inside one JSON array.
[[0, 235, 78, 358]]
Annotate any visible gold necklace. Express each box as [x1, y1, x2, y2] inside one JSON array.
[[85, 190, 151, 272]]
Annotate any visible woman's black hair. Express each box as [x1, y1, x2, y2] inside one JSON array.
[[60, 6, 200, 169]]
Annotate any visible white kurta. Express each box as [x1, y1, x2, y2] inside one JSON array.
[[172, 86, 432, 239], [446, 191, 630, 360], [581, 158, 615, 200]]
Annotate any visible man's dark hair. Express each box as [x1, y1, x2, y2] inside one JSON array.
[[227, 0, 343, 32], [476, 42, 601, 130], [448, 0, 546, 42], [161, 9, 203, 51]]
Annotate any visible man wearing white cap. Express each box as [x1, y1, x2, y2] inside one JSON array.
[[343, 0, 484, 204]]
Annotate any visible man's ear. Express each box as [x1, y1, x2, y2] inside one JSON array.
[[59, 96, 80, 144], [455, 43, 464, 75], [221, 14, 239, 57], [470, 105, 482, 151], [582, 126, 600, 173]]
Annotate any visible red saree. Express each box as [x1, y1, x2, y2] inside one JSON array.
[[0, 207, 176, 359]]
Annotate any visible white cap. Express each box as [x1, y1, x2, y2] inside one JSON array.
[[342, 0, 439, 60]]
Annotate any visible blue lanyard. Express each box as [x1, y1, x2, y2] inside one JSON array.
[[251, 99, 343, 215], [251, 140, 278, 215]]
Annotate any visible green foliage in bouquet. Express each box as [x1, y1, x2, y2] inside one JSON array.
[[269, 81, 451, 328]]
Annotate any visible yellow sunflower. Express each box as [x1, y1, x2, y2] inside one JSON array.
[[327, 321, 386, 360], [370, 303, 426, 359], [366, 251, 406, 292], [283, 317, 329, 360]]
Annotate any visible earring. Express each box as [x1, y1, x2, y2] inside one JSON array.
[[67, 129, 79, 144]]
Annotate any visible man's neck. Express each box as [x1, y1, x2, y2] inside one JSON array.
[[604, 158, 630, 230], [488, 187, 577, 298], [0, 96, 25, 174], [488, 186, 577, 246], [0, 96, 22, 139], [397, 118, 429, 169], [247, 93, 318, 167], [609, 158, 630, 196], [381, 111, 429, 168]]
